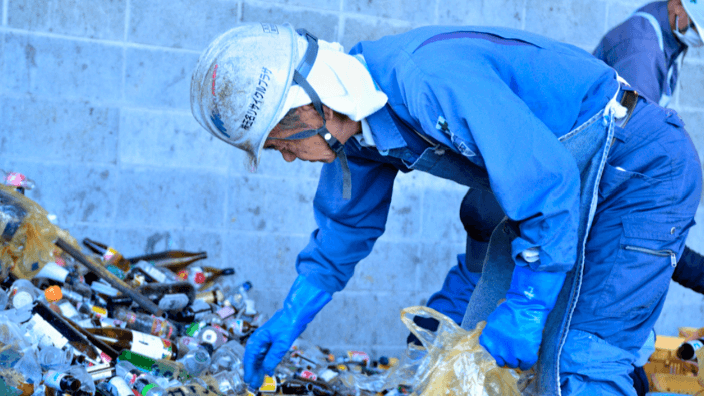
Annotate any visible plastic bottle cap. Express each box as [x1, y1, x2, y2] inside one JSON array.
[[12, 291, 34, 308], [44, 286, 62, 302], [177, 270, 188, 281], [194, 273, 206, 284]]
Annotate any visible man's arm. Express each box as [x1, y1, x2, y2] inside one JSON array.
[[406, 58, 581, 273], [296, 149, 399, 294], [673, 246, 704, 294]]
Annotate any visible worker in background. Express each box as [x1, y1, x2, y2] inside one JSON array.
[[190, 22, 702, 395]]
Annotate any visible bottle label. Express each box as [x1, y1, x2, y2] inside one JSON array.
[[130, 330, 171, 360], [158, 294, 190, 311], [692, 340, 704, 352], [92, 306, 108, 319], [91, 281, 120, 297], [58, 301, 80, 319], [137, 262, 168, 283], [100, 351, 112, 364], [139, 383, 157, 396], [35, 262, 69, 283], [347, 350, 370, 365], [109, 377, 134, 396], [27, 314, 69, 349], [216, 305, 235, 319], [319, 369, 338, 382], [102, 247, 119, 263], [150, 317, 174, 339], [258, 376, 277, 393], [43, 370, 67, 389], [299, 370, 317, 380]]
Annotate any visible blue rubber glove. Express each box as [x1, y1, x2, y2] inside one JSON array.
[[243, 276, 332, 388], [479, 264, 566, 370]]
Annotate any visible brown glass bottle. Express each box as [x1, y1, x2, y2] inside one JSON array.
[[85, 327, 178, 361], [127, 250, 208, 272], [177, 266, 235, 290], [81, 238, 131, 273]]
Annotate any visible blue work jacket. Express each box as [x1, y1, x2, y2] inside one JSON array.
[[295, 25, 618, 295], [593, 1, 686, 106]]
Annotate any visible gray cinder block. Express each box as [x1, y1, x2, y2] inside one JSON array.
[[119, 108, 232, 171], [124, 47, 199, 110], [227, 175, 318, 234], [3, 33, 122, 102], [129, 0, 239, 50], [524, 0, 607, 48], [0, 97, 119, 164], [115, 167, 227, 228], [7, 0, 126, 40]]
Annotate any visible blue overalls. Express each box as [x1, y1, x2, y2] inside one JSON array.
[[294, 26, 702, 395]]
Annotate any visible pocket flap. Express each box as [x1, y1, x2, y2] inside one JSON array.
[[622, 215, 695, 241]]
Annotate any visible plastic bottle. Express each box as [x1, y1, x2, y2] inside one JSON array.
[[107, 377, 133, 396], [43, 370, 81, 393], [132, 374, 166, 396], [0, 288, 9, 310], [132, 261, 180, 284], [197, 325, 228, 350], [37, 345, 74, 371], [209, 340, 245, 375], [226, 281, 252, 313], [9, 279, 40, 308], [176, 344, 212, 377], [224, 318, 256, 338], [114, 307, 177, 340], [211, 370, 246, 395]]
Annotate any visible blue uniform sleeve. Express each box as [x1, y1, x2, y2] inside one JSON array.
[[673, 246, 704, 294], [603, 49, 664, 104], [404, 59, 581, 273], [593, 16, 668, 103], [295, 151, 399, 294]]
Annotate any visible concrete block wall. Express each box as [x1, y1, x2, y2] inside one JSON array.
[[1, 0, 702, 357]]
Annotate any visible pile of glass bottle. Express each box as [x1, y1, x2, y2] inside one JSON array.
[[0, 172, 411, 396]]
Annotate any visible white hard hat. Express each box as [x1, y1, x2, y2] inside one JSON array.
[[190, 22, 304, 169], [682, 0, 704, 41]]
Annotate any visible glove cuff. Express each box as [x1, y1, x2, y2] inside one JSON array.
[[507, 265, 566, 311], [282, 276, 333, 326]]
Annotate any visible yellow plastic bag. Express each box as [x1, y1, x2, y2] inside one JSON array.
[[0, 184, 79, 280], [395, 306, 521, 396]]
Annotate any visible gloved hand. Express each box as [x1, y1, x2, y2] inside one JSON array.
[[479, 264, 566, 370], [243, 276, 332, 388]]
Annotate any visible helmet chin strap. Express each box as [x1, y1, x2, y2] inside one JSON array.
[[268, 29, 352, 199]]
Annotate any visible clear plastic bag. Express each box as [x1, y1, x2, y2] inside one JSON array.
[[387, 306, 521, 396]]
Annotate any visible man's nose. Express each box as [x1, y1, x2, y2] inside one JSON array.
[[281, 151, 297, 162]]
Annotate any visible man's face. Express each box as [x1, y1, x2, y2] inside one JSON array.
[[263, 107, 338, 163], [669, 0, 696, 32]]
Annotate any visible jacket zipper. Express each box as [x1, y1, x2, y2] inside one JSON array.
[[624, 245, 677, 267]]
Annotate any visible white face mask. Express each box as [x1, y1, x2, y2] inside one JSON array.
[[674, 16, 704, 47]]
